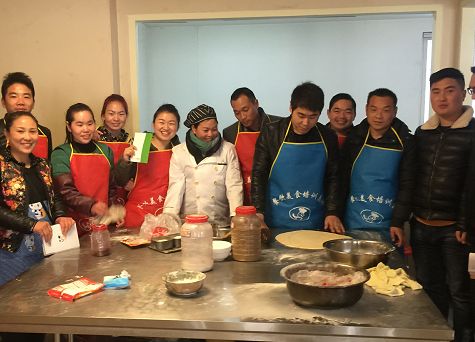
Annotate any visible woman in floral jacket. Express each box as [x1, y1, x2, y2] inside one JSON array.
[[0, 111, 75, 287]]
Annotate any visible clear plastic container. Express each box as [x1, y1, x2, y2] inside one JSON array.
[[90, 223, 111, 256], [181, 214, 213, 272], [231, 206, 261, 261]]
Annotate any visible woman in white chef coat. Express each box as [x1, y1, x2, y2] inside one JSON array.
[[163, 104, 243, 227]]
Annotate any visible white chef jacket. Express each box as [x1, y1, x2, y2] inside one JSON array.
[[163, 140, 243, 227]]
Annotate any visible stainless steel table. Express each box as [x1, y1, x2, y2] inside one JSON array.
[[0, 237, 453, 341]]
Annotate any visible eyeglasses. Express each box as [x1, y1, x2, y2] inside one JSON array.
[[467, 87, 475, 95]]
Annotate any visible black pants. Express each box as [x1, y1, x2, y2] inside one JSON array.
[[411, 219, 473, 342]]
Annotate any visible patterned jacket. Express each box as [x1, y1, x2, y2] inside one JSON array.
[[0, 149, 66, 252]]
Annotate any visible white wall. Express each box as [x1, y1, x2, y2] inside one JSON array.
[[138, 15, 433, 140]]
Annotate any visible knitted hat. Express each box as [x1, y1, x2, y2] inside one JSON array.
[[184, 104, 217, 128]]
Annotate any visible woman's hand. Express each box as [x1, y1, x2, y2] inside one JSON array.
[[324, 215, 345, 234], [91, 201, 108, 217], [92, 129, 102, 142], [124, 179, 135, 192], [123, 146, 137, 162], [55, 217, 76, 236], [33, 221, 53, 243], [115, 218, 125, 228]]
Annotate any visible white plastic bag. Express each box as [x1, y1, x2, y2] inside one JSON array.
[[139, 213, 181, 241]]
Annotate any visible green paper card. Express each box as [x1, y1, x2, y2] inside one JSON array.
[[130, 132, 153, 163]]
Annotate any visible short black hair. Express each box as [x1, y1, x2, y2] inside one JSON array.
[[153, 103, 180, 129], [329, 93, 356, 112], [290, 82, 324, 113], [471, 66, 475, 73], [230, 87, 257, 102], [1, 72, 35, 99], [367, 88, 398, 107], [4, 111, 38, 131], [429, 67, 465, 89]]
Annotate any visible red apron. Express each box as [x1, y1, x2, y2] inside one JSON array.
[[69, 143, 111, 235], [234, 124, 259, 205], [32, 127, 49, 159], [124, 150, 172, 228], [102, 141, 130, 204], [101, 141, 130, 165]]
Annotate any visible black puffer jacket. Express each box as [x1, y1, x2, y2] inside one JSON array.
[[251, 116, 339, 216], [339, 117, 415, 228], [414, 106, 475, 231]]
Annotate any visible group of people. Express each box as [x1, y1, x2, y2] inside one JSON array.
[[0, 67, 474, 341]]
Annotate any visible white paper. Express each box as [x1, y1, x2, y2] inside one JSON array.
[[469, 253, 475, 280], [43, 223, 80, 256], [130, 132, 151, 163]]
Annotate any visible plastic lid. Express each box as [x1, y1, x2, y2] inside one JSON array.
[[185, 214, 209, 223], [236, 206, 257, 215], [91, 224, 108, 231]]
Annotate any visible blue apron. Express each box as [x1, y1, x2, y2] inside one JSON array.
[[344, 128, 403, 241], [265, 122, 327, 231], [0, 201, 51, 286]]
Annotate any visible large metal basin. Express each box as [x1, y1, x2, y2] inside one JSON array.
[[280, 262, 370, 308], [323, 239, 395, 269]]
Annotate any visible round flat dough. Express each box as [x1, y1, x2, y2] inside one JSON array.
[[275, 230, 351, 250]]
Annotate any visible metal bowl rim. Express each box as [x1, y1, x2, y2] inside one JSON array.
[[162, 270, 207, 284], [323, 239, 396, 256], [280, 261, 370, 289]]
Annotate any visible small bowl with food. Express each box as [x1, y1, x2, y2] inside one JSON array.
[[323, 239, 395, 269], [280, 262, 370, 308], [162, 270, 206, 296]]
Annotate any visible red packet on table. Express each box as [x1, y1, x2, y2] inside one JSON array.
[[48, 277, 104, 301]]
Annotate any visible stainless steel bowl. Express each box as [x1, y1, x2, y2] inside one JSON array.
[[213, 226, 231, 240], [280, 262, 370, 308], [323, 239, 395, 269], [162, 270, 206, 296]]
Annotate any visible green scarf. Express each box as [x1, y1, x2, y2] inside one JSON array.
[[189, 131, 219, 155]]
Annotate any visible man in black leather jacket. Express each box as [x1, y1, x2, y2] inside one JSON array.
[[412, 68, 474, 342], [251, 82, 342, 235]]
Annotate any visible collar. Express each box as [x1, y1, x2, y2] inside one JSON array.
[[3, 147, 39, 168], [239, 107, 269, 132], [97, 125, 129, 142], [421, 106, 474, 130]]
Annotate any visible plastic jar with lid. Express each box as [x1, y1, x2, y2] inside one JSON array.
[[90, 224, 111, 256], [180, 214, 213, 272], [231, 206, 261, 261]]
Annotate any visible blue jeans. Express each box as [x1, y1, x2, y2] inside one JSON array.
[[411, 219, 473, 342]]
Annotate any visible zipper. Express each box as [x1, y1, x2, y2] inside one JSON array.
[[427, 131, 444, 218]]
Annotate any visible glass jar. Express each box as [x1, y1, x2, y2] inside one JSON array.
[[90, 223, 111, 256], [231, 206, 261, 261], [181, 214, 213, 272]]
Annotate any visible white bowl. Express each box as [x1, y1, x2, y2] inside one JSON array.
[[212, 240, 232, 261]]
